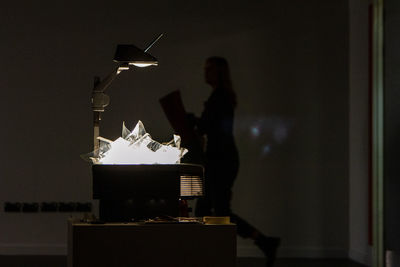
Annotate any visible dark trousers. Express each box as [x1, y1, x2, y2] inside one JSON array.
[[195, 160, 256, 239]]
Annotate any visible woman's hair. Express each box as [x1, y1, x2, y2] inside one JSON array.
[[206, 56, 237, 108]]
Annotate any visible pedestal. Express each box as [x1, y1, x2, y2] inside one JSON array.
[[68, 222, 236, 267]]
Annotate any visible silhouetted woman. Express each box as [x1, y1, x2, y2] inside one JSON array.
[[189, 56, 280, 267]]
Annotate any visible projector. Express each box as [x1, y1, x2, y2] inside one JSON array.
[[92, 163, 204, 222]]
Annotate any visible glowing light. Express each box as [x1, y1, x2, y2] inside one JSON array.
[[117, 65, 130, 74], [129, 61, 158, 67], [87, 121, 187, 165], [251, 126, 260, 137]]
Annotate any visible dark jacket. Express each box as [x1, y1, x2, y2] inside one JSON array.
[[198, 88, 239, 169]]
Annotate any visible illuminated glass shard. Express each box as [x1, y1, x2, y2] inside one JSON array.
[[126, 120, 147, 142], [173, 134, 181, 149], [82, 120, 188, 165], [121, 121, 130, 139]]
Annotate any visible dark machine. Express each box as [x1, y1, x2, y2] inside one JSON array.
[[92, 163, 204, 222]]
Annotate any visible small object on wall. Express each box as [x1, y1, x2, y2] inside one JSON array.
[[76, 202, 92, 212], [4, 202, 21, 212], [59, 202, 76, 212], [41, 202, 58, 212], [22, 202, 39, 212]]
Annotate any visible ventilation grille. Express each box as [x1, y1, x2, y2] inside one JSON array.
[[180, 175, 203, 197]]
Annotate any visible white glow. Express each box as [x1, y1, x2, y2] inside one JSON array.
[[91, 121, 187, 165], [117, 66, 130, 73], [129, 61, 158, 68], [132, 63, 152, 68]]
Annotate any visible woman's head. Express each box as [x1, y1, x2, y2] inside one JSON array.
[[204, 56, 237, 107], [204, 57, 231, 89]]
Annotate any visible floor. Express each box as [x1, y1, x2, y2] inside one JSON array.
[[0, 256, 368, 267], [238, 257, 368, 267]]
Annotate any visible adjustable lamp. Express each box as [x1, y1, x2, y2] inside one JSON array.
[[91, 34, 163, 155], [86, 34, 205, 223]]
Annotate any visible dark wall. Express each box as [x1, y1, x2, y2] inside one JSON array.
[[349, 0, 370, 263], [384, 0, 400, 251], [0, 0, 350, 256]]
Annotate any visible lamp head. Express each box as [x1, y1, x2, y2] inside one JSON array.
[[113, 44, 158, 67]]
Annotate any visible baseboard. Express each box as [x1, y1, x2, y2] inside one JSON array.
[[349, 248, 372, 266], [237, 245, 348, 258], [237, 245, 264, 257], [0, 243, 353, 260], [0, 244, 66, 255]]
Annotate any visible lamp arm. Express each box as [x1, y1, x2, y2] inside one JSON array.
[[92, 64, 129, 112], [93, 64, 129, 93], [92, 63, 129, 156]]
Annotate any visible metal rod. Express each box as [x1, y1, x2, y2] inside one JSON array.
[[93, 112, 100, 157], [144, 33, 164, 53], [372, 0, 384, 266]]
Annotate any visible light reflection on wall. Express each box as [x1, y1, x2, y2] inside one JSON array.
[[251, 126, 261, 138], [237, 116, 293, 157], [262, 144, 272, 155]]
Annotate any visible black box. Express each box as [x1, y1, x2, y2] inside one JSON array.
[[92, 164, 203, 222]]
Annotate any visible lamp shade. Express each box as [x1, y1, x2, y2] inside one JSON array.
[[113, 44, 158, 66]]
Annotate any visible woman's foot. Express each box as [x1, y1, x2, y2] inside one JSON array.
[[254, 235, 281, 267]]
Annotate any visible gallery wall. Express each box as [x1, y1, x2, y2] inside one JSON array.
[[348, 0, 371, 264], [0, 0, 351, 257], [384, 0, 400, 257]]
